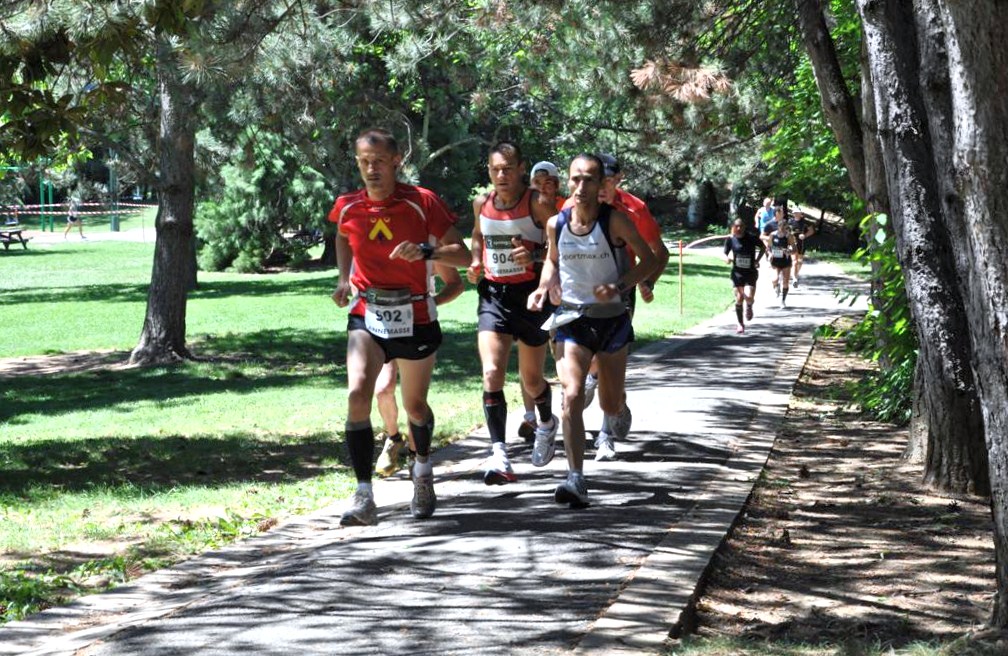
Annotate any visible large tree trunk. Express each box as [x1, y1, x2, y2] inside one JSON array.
[[797, 0, 983, 485], [854, 0, 1003, 624], [856, 0, 988, 498], [927, 0, 1008, 626], [130, 42, 197, 365]]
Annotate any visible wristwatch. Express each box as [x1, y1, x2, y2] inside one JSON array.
[[418, 242, 435, 260], [640, 280, 655, 292]]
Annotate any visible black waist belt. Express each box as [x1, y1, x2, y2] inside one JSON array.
[[359, 288, 428, 306]]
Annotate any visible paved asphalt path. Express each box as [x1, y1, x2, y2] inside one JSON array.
[[1, 256, 867, 656]]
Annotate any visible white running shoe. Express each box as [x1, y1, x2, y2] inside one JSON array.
[[340, 488, 377, 527], [610, 404, 632, 440], [595, 431, 616, 461], [531, 415, 559, 467], [483, 447, 517, 485], [583, 374, 598, 408], [779, 299, 786, 309], [554, 471, 589, 508]]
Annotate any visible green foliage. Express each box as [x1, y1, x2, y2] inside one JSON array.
[[758, 0, 863, 219], [195, 130, 330, 272], [838, 213, 916, 424], [0, 569, 78, 623]]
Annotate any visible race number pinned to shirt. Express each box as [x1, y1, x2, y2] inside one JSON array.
[[735, 255, 753, 269], [363, 288, 415, 338], [484, 234, 524, 278], [771, 246, 786, 258]]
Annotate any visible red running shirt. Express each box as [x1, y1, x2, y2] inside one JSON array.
[[478, 188, 546, 284], [329, 183, 458, 324]]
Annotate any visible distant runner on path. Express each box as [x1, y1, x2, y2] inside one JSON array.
[[724, 218, 766, 334], [528, 154, 657, 508], [789, 209, 815, 287], [329, 127, 471, 526], [764, 207, 796, 309]]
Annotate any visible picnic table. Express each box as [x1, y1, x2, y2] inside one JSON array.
[[0, 223, 31, 250]]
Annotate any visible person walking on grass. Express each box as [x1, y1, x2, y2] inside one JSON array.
[[64, 196, 85, 239], [528, 153, 657, 509], [372, 263, 464, 477], [724, 218, 766, 333], [330, 127, 471, 526], [468, 141, 559, 486]]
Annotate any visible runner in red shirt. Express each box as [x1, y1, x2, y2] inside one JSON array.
[[330, 127, 470, 526]]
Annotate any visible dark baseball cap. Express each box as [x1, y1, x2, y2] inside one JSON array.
[[598, 153, 620, 177]]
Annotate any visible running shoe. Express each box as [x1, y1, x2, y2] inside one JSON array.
[[374, 432, 405, 477], [518, 416, 537, 444], [774, 283, 780, 298], [594, 431, 616, 461], [779, 299, 786, 309], [411, 473, 437, 519], [792, 276, 799, 288], [745, 304, 754, 321], [583, 373, 598, 408], [340, 488, 377, 527], [610, 404, 632, 440], [554, 471, 589, 508], [484, 448, 517, 485], [531, 415, 559, 467], [736, 324, 745, 334]]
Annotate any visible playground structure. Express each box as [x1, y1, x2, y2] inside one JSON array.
[[2, 161, 152, 232]]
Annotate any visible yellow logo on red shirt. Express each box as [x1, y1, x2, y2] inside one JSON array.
[[369, 217, 393, 241]]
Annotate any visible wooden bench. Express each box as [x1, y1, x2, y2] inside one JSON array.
[[0, 226, 31, 250]]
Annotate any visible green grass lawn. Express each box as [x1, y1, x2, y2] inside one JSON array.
[[0, 233, 763, 622]]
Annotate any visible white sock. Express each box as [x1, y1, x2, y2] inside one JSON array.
[[356, 481, 373, 495], [492, 442, 507, 455], [523, 411, 536, 423], [413, 458, 433, 477]]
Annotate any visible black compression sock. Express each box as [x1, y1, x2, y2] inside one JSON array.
[[483, 390, 507, 445], [345, 421, 374, 483], [533, 384, 553, 424]]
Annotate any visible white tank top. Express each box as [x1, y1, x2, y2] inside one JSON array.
[[556, 207, 624, 312]]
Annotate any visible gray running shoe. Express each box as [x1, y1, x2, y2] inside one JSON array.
[[583, 373, 598, 408], [554, 471, 589, 508], [610, 404, 632, 440], [594, 431, 616, 461], [411, 473, 437, 519], [340, 488, 377, 527], [531, 415, 559, 467]]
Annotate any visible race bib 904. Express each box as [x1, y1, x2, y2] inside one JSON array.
[[484, 234, 525, 277]]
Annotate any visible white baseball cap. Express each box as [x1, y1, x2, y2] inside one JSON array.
[[530, 161, 560, 180]]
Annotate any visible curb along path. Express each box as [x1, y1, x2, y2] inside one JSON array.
[[0, 260, 867, 656]]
